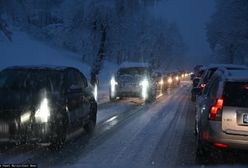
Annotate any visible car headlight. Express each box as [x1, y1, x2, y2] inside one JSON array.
[[159, 79, 164, 85], [21, 112, 31, 123], [110, 77, 118, 86], [168, 78, 172, 84], [35, 98, 50, 123], [93, 84, 98, 101], [110, 77, 118, 97], [176, 76, 179, 81], [140, 78, 149, 100]]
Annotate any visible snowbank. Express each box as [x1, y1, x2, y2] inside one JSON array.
[[0, 31, 91, 77]]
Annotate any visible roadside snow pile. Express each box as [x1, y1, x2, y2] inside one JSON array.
[[0, 31, 90, 77]]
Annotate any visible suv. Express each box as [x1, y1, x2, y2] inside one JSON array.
[[0, 66, 97, 150], [191, 64, 247, 102], [194, 68, 248, 160], [109, 62, 158, 102]]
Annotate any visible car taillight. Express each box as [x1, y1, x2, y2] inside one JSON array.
[[200, 83, 206, 89], [214, 143, 227, 148], [209, 98, 224, 121]]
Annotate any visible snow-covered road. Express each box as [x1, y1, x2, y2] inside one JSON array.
[[0, 81, 247, 168]]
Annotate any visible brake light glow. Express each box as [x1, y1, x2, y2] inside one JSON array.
[[210, 98, 224, 120], [200, 83, 206, 89], [214, 143, 227, 148], [216, 98, 224, 108], [243, 84, 248, 90]]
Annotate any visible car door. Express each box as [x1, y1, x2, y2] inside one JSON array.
[[196, 77, 219, 128], [76, 71, 91, 120], [65, 69, 85, 129]]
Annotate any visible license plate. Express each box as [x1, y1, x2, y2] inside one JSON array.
[[0, 122, 9, 134], [243, 114, 248, 124]]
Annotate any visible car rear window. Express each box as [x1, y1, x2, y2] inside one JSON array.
[[223, 82, 248, 107], [0, 69, 64, 92]]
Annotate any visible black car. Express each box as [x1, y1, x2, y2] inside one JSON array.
[[0, 66, 97, 149]]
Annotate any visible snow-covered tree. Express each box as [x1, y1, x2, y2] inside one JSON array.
[[1, 0, 186, 71], [0, 0, 12, 41], [207, 0, 248, 64]]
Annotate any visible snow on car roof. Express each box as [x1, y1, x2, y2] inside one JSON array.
[[224, 70, 248, 81], [207, 64, 247, 69], [119, 62, 150, 69]]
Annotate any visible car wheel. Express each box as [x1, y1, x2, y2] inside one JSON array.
[[195, 132, 208, 163], [84, 103, 97, 134], [109, 95, 117, 102], [49, 115, 68, 151], [145, 90, 156, 103], [191, 93, 196, 102]]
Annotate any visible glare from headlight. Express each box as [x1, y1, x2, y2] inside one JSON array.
[[159, 79, 164, 85], [21, 112, 31, 123], [168, 78, 172, 84], [140, 79, 149, 100], [93, 84, 98, 101], [110, 77, 118, 97], [176, 76, 179, 81], [35, 98, 50, 123]]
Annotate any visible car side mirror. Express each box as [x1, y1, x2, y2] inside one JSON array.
[[192, 87, 202, 95]]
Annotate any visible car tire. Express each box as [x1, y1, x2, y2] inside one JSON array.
[[191, 93, 196, 102], [145, 90, 156, 103], [49, 115, 68, 151], [195, 132, 208, 163], [84, 102, 97, 135], [109, 95, 117, 102]]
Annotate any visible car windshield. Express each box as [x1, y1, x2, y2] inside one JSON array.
[[117, 67, 150, 76], [0, 69, 63, 92], [223, 81, 248, 107]]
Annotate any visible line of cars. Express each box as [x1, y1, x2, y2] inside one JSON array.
[[108, 62, 189, 103], [191, 64, 248, 161], [0, 63, 189, 150]]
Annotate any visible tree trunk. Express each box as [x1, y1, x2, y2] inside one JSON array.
[[0, 16, 12, 41], [90, 24, 107, 85]]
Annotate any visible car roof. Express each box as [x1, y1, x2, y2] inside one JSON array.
[[206, 64, 247, 69], [119, 62, 150, 69], [221, 70, 248, 81], [3, 65, 77, 71]]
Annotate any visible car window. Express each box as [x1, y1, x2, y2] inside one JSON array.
[[117, 67, 150, 76], [67, 69, 87, 89], [0, 69, 63, 92], [223, 81, 248, 107], [206, 78, 219, 99]]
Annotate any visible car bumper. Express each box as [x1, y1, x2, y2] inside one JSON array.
[[202, 121, 248, 150], [116, 86, 143, 98], [0, 120, 54, 144]]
